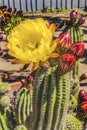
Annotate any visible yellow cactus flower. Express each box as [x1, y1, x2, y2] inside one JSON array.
[[7, 18, 57, 70]]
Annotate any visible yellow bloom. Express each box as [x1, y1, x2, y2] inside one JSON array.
[[7, 18, 57, 70]]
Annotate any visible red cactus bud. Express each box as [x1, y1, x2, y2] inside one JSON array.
[[58, 54, 76, 73], [70, 41, 84, 59], [78, 17, 85, 25], [55, 32, 71, 53], [27, 75, 33, 82], [70, 10, 78, 19], [81, 101, 87, 111], [2, 74, 9, 81], [0, 34, 3, 41], [80, 73, 87, 81], [44, 20, 50, 27], [21, 78, 27, 85], [79, 90, 87, 101]]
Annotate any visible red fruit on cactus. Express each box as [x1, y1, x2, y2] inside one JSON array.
[[78, 17, 85, 25], [79, 90, 87, 101], [58, 54, 76, 73], [70, 41, 84, 59], [80, 73, 87, 81], [81, 101, 87, 111], [0, 34, 3, 41]]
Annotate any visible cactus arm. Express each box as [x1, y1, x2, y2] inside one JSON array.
[[15, 88, 26, 124], [36, 74, 49, 130], [32, 72, 45, 129], [57, 74, 70, 130], [42, 70, 56, 130], [70, 26, 74, 43]]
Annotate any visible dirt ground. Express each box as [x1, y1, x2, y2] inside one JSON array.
[[0, 10, 87, 88]]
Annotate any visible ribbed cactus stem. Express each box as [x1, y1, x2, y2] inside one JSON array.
[[36, 74, 49, 130], [42, 71, 56, 130], [31, 66, 70, 130], [15, 87, 32, 128], [0, 111, 10, 130], [22, 90, 27, 124], [51, 75, 62, 130], [57, 74, 70, 130]]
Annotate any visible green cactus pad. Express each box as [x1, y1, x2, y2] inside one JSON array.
[[0, 95, 10, 107], [0, 82, 11, 94], [66, 115, 82, 130], [14, 125, 27, 130]]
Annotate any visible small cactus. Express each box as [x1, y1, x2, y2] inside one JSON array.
[[0, 82, 11, 94], [66, 115, 82, 130], [0, 95, 10, 107], [14, 125, 27, 130], [14, 87, 33, 128]]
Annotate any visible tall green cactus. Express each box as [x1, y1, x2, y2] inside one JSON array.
[[31, 66, 70, 130], [64, 20, 83, 112]]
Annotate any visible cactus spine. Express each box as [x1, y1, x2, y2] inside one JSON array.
[[32, 66, 70, 130]]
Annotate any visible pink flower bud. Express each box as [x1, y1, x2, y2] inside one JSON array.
[[80, 73, 87, 81], [2, 74, 9, 81], [27, 75, 33, 82], [56, 32, 71, 53], [70, 10, 78, 20], [70, 41, 84, 59], [58, 54, 76, 73], [78, 17, 85, 25], [21, 78, 27, 85]]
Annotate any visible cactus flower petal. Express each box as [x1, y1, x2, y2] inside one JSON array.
[[81, 101, 87, 111], [7, 18, 57, 70]]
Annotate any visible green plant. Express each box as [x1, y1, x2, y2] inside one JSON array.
[[14, 125, 27, 130], [66, 115, 82, 130], [14, 87, 33, 128], [0, 6, 23, 34]]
